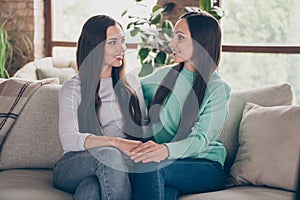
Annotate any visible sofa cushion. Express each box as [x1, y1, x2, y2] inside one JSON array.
[[0, 169, 72, 200], [0, 84, 63, 169], [13, 57, 77, 81], [36, 67, 77, 84], [230, 103, 300, 191], [179, 186, 295, 200], [220, 83, 293, 174]]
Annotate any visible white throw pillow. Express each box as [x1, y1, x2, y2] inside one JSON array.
[[36, 67, 76, 84]]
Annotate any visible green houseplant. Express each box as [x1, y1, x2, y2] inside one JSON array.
[[122, 0, 224, 77], [122, 1, 175, 77], [185, 0, 225, 20], [0, 20, 11, 78], [0, 16, 33, 78]]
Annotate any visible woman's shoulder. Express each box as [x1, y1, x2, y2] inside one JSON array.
[[140, 64, 175, 83], [153, 64, 175, 75], [123, 72, 141, 90], [207, 71, 231, 97], [60, 74, 80, 94], [62, 74, 80, 86]]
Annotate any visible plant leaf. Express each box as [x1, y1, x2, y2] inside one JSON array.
[[126, 22, 134, 30], [138, 47, 150, 61], [162, 20, 173, 37], [152, 4, 161, 13], [154, 51, 167, 66], [130, 28, 140, 37], [200, 0, 213, 11], [209, 7, 224, 20], [121, 10, 128, 17], [210, 6, 225, 18], [138, 63, 153, 77], [0, 26, 9, 78], [161, 19, 173, 29], [163, 3, 175, 14], [150, 13, 162, 25], [184, 6, 201, 13]]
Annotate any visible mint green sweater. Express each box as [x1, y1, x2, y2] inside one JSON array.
[[141, 66, 231, 166]]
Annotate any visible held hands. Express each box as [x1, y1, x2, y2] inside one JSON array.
[[130, 141, 169, 163], [114, 138, 142, 156], [114, 138, 169, 163], [86, 136, 169, 163]]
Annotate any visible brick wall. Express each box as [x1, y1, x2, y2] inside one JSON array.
[[34, 0, 45, 59], [0, 0, 45, 76]]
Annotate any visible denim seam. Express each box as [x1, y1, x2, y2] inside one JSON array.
[[55, 151, 92, 166], [156, 169, 162, 200], [96, 153, 111, 200]]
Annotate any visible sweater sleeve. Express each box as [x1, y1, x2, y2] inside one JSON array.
[[164, 81, 231, 159], [58, 76, 92, 152]]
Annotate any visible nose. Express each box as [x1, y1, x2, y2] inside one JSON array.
[[119, 41, 127, 53], [168, 37, 175, 49]]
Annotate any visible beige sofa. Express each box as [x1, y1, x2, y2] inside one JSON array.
[[13, 57, 77, 84], [0, 78, 298, 200]]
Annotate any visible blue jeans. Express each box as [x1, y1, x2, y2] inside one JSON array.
[[131, 158, 225, 200], [53, 147, 132, 200]]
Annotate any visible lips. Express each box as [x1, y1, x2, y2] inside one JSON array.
[[114, 54, 123, 60], [172, 49, 180, 56]]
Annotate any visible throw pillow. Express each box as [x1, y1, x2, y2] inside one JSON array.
[[220, 83, 293, 174], [230, 103, 300, 191], [36, 67, 76, 84], [0, 84, 64, 169]]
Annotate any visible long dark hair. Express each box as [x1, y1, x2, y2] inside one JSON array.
[[76, 15, 142, 137], [150, 11, 222, 140]]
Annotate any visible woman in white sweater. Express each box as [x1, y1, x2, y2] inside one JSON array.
[[53, 14, 148, 200]]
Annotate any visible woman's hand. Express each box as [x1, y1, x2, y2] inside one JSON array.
[[113, 138, 142, 156], [130, 141, 169, 163], [84, 135, 141, 156]]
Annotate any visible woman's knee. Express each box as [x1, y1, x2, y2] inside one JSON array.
[[89, 146, 122, 157], [89, 147, 128, 171], [74, 176, 101, 200], [133, 161, 164, 174]]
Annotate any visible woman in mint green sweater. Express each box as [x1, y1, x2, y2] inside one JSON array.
[[130, 11, 231, 200]]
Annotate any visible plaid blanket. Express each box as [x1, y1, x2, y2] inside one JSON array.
[[0, 77, 58, 147]]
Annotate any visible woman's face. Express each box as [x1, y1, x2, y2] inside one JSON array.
[[103, 25, 126, 68], [168, 19, 194, 64]]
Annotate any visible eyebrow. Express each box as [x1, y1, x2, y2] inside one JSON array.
[[175, 31, 185, 35], [107, 36, 125, 41], [107, 38, 117, 41]]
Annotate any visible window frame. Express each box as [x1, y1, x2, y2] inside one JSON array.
[[44, 0, 300, 56]]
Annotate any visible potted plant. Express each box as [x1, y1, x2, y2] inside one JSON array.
[[0, 17, 33, 78], [122, 1, 175, 77], [122, 0, 224, 77], [185, 0, 225, 20]]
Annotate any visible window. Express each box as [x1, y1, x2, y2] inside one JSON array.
[[222, 0, 300, 45], [45, 0, 156, 59], [45, 0, 300, 104], [219, 53, 300, 103], [219, 0, 300, 104]]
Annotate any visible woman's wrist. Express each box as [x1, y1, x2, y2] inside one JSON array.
[[84, 135, 119, 149], [109, 137, 120, 148], [163, 144, 170, 158], [84, 135, 92, 149]]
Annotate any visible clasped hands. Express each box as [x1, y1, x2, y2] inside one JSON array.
[[116, 139, 169, 163]]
